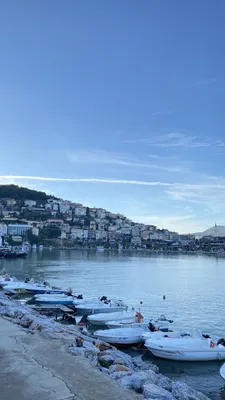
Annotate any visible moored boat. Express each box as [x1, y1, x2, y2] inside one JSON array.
[[94, 326, 149, 345], [3, 282, 66, 295], [87, 311, 135, 326], [76, 299, 128, 316], [220, 363, 225, 379], [145, 332, 225, 361], [34, 293, 74, 305]]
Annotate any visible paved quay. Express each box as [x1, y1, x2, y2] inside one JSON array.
[[0, 317, 139, 400]]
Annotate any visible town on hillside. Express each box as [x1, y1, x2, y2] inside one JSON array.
[[0, 185, 224, 253]]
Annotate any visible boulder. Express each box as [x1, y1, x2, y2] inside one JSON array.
[[117, 375, 133, 389], [171, 381, 210, 400], [19, 315, 33, 328], [113, 357, 125, 365], [143, 383, 175, 399], [156, 374, 172, 391], [110, 364, 130, 373], [110, 371, 132, 380], [98, 354, 115, 368], [99, 349, 134, 369], [129, 370, 158, 392]]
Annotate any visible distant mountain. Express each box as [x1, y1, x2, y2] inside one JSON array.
[[194, 225, 225, 238], [0, 185, 57, 202]]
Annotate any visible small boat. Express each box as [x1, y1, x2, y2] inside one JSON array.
[[0, 275, 17, 288], [94, 326, 149, 345], [3, 282, 66, 295], [87, 311, 135, 326], [107, 314, 172, 330], [145, 332, 225, 361], [142, 330, 190, 341], [76, 299, 128, 316], [220, 363, 225, 379], [34, 294, 74, 305]]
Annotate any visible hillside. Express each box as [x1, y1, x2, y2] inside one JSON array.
[[0, 185, 57, 202], [194, 225, 225, 238]]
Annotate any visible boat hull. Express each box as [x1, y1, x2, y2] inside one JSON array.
[[77, 306, 127, 316], [148, 347, 225, 361]]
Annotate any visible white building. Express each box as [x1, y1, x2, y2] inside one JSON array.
[[83, 230, 89, 240], [59, 203, 71, 213], [71, 228, 83, 240], [131, 237, 142, 245], [0, 223, 7, 236], [96, 230, 108, 241], [8, 224, 31, 236], [74, 207, 87, 217], [32, 227, 39, 236], [24, 200, 36, 207]]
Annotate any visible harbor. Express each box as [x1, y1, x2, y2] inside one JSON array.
[[1, 249, 225, 399], [0, 278, 211, 400]]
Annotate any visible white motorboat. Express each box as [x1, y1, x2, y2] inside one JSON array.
[[107, 314, 173, 330], [34, 294, 74, 305], [94, 326, 149, 345], [145, 333, 225, 361], [220, 363, 225, 379], [76, 299, 128, 316], [0, 275, 16, 288], [142, 330, 190, 341], [87, 311, 135, 326], [3, 282, 66, 295]]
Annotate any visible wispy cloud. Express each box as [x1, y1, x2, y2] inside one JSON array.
[[2, 175, 225, 191], [151, 111, 172, 116], [193, 78, 216, 86], [66, 149, 187, 172], [126, 132, 223, 149]]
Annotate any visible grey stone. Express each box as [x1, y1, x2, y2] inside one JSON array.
[[19, 315, 33, 328], [110, 371, 132, 380], [98, 353, 116, 368], [113, 357, 125, 365], [171, 381, 210, 400], [129, 371, 158, 392], [143, 383, 175, 399], [156, 374, 172, 391]]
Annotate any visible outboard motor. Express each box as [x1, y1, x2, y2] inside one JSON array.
[[100, 296, 107, 302], [76, 294, 83, 299], [202, 333, 210, 339], [217, 338, 225, 347], [148, 322, 156, 332]]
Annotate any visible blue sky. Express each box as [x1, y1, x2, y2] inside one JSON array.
[[0, 0, 225, 233]]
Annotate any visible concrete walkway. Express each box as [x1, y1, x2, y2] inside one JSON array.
[[0, 317, 139, 400]]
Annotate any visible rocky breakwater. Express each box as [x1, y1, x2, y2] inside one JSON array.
[[0, 290, 211, 400]]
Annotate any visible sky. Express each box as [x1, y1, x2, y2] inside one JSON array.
[[0, 0, 225, 234]]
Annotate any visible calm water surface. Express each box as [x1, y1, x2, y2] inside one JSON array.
[[1, 250, 225, 399]]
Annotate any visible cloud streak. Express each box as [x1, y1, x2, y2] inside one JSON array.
[[126, 132, 223, 149], [67, 150, 187, 172], [2, 175, 225, 190]]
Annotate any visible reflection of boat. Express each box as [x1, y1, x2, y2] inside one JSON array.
[[0, 247, 27, 258], [145, 330, 225, 361], [97, 246, 104, 252], [76, 299, 128, 316], [94, 326, 148, 345], [35, 294, 74, 305], [87, 311, 134, 326]]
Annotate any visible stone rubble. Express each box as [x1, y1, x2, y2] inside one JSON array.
[[0, 290, 211, 400]]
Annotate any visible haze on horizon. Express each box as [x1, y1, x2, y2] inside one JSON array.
[[0, 0, 225, 234]]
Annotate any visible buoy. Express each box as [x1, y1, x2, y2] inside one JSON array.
[[163, 295, 166, 300], [140, 301, 143, 304]]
